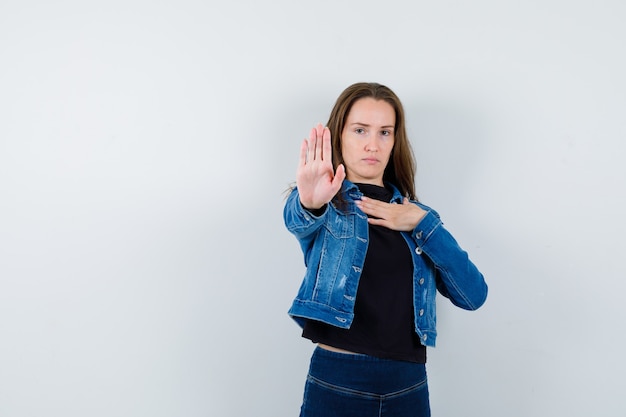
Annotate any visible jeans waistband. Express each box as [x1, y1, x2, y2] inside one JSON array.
[[308, 346, 427, 395]]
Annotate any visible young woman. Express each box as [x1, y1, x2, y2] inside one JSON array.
[[283, 82, 488, 417]]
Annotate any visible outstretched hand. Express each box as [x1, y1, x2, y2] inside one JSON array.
[[355, 197, 427, 231], [296, 124, 346, 210]]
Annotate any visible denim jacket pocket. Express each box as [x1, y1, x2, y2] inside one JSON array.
[[323, 210, 355, 239]]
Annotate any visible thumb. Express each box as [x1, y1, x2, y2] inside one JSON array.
[[331, 164, 346, 190]]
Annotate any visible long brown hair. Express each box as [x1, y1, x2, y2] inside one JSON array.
[[327, 82, 417, 200]]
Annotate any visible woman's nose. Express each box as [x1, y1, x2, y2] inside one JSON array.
[[365, 138, 378, 152]]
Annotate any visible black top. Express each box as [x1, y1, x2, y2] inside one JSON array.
[[303, 183, 427, 363]]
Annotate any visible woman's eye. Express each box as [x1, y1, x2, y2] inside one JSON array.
[[355, 128, 365, 134], [381, 130, 390, 136]]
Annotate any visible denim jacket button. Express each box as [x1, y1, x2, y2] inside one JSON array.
[[415, 247, 423, 255], [418, 278, 425, 285], [422, 334, 428, 341], [419, 309, 424, 316]]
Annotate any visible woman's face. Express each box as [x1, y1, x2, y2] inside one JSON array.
[[341, 97, 395, 186]]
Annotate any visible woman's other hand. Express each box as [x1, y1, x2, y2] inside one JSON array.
[[355, 197, 427, 231], [296, 123, 346, 210]]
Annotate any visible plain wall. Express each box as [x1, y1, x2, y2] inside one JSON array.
[[1, 1, 625, 416]]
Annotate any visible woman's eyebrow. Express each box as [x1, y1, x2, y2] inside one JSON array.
[[349, 122, 394, 129]]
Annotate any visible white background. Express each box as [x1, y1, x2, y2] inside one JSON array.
[[1, 1, 625, 416]]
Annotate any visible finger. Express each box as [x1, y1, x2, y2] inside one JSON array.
[[322, 127, 332, 162], [315, 123, 323, 160], [309, 127, 317, 160], [331, 163, 346, 192], [367, 217, 388, 227], [336, 163, 346, 181], [359, 196, 387, 209], [316, 123, 324, 138], [299, 139, 308, 167], [355, 200, 380, 218]]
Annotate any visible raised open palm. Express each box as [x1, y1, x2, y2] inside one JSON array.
[[296, 123, 346, 210]]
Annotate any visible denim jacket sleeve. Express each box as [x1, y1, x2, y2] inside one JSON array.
[[411, 207, 488, 310], [283, 188, 328, 264]]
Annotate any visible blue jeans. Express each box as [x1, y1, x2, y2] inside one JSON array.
[[299, 347, 431, 417]]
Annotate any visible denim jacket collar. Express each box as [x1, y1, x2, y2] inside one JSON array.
[[340, 180, 405, 205]]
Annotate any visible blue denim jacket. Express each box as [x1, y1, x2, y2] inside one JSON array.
[[284, 180, 487, 347]]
